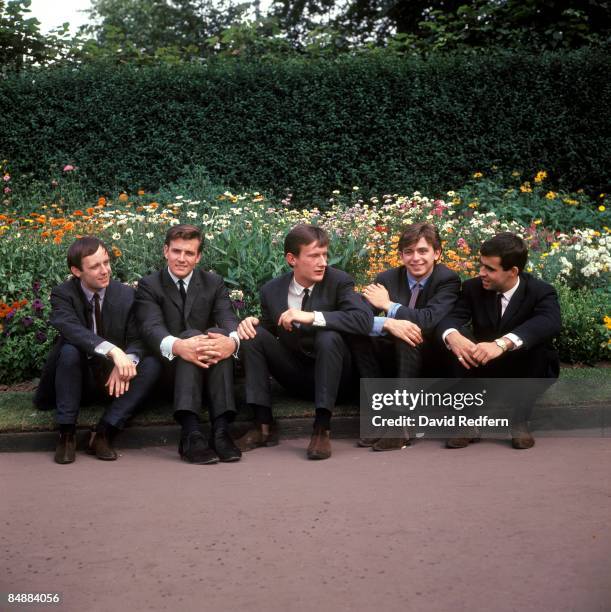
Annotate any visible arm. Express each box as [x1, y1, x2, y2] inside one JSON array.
[[134, 276, 173, 355], [317, 276, 373, 335]]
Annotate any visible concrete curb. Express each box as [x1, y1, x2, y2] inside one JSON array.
[[0, 404, 609, 452]]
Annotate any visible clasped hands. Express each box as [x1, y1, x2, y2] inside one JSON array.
[[106, 347, 137, 398], [446, 331, 511, 369], [172, 333, 235, 369]]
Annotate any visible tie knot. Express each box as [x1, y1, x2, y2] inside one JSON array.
[[93, 292, 100, 302], [178, 279, 184, 288]]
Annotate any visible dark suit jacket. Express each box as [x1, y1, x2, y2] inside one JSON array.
[[135, 268, 238, 356], [259, 266, 373, 351], [374, 263, 460, 335], [34, 278, 145, 409], [438, 273, 561, 376]]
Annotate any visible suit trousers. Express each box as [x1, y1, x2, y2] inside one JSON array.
[[350, 335, 425, 379], [241, 327, 353, 412], [168, 328, 237, 421], [54, 343, 161, 428]]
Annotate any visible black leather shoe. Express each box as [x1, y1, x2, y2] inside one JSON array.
[[87, 432, 118, 461], [210, 428, 242, 462], [179, 431, 219, 464], [54, 432, 76, 464]]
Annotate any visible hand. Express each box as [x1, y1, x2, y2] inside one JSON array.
[[238, 316, 260, 340], [277, 308, 315, 332], [108, 347, 137, 381], [172, 335, 210, 369], [383, 319, 423, 347], [105, 365, 130, 398], [363, 283, 392, 311], [196, 332, 235, 365], [471, 341, 504, 366], [445, 331, 479, 369]]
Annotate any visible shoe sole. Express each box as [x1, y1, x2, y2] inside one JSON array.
[[180, 454, 220, 465]]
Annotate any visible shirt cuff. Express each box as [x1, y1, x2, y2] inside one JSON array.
[[229, 331, 240, 357], [312, 311, 326, 327], [442, 328, 458, 349], [160, 335, 179, 361], [387, 303, 401, 318], [503, 333, 523, 350], [371, 316, 387, 336], [126, 353, 140, 366], [95, 341, 116, 357]]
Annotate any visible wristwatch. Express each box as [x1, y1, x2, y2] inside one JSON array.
[[494, 338, 508, 352]]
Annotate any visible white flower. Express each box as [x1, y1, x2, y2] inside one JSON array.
[[332, 190, 340, 195], [186, 211, 198, 219], [175, 195, 184, 200], [112, 233, 121, 240], [145, 232, 154, 239], [125, 228, 133, 235], [169, 219, 180, 226]]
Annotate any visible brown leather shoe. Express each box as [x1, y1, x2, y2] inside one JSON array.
[[235, 422, 279, 452], [357, 438, 380, 447], [307, 426, 331, 460], [372, 437, 410, 451], [54, 432, 76, 464], [511, 423, 535, 449], [446, 428, 480, 449], [88, 432, 118, 461]]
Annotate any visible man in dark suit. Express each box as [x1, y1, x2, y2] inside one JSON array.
[[439, 232, 561, 449], [236, 224, 373, 460], [135, 224, 242, 465], [354, 222, 461, 451], [35, 236, 161, 464]]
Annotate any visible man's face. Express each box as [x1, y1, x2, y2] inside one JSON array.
[[163, 237, 202, 279], [286, 241, 328, 287], [478, 254, 518, 292], [400, 237, 441, 280], [71, 245, 111, 292]]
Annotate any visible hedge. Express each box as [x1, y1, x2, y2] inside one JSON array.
[[1, 49, 609, 205]]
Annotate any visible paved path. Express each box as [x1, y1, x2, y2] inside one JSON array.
[[1, 438, 610, 612]]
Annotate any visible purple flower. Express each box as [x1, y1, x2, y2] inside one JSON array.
[[22, 316, 33, 328], [32, 298, 44, 314], [32, 281, 41, 295], [231, 300, 245, 311], [6, 310, 15, 321], [35, 331, 47, 343]]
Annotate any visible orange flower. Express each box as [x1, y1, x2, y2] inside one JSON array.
[[64, 222, 75, 231], [19, 299, 28, 307], [53, 235, 62, 244], [41, 231, 50, 238], [51, 218, 63, 226], [73, 210, 84, 216], [112, 246, 122, 258], [118, 193, 129, 202], [97, 197, 107, 206], [149, 202, 159, 209], [137, 189, 145, 196]]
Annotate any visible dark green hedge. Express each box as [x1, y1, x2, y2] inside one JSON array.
[[1, 49, 609, 204]]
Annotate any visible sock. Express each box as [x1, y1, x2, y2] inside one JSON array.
[[314, 408, 331, 430], [175, 410, 200, 438], [59, 424, 76, 434], [250, 404, 273, 425]]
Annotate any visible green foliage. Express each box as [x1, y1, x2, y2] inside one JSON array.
[[1, 50, 609, 205], [555, 285, 610, 365]]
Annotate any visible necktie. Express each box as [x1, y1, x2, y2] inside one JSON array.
[[301, 288, 311, 311], [178, 279, 187, 308], [408, 283, 421, 309], [93, 292, 103, 335], [496, 292, 504, 328]]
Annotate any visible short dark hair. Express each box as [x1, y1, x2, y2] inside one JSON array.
[[284, 224, 329, 257], [398, 222, 442, 252], [67, 236, 109, 271], [164, 224, 203, 253], [480, 232, 528, 271]]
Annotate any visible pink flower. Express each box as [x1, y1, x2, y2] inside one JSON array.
[[3, 186, 11, 194], [457, 238, 467, 248], [63, 164, 75, 172], [2, 174, 10, 182]]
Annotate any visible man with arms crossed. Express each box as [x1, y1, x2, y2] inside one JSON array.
[[35, 236, 161, 464], [439, 232, 561, 449], [355, 222, 461, 450], [236, 224, 373, 460], [135, 224, 242, 464]]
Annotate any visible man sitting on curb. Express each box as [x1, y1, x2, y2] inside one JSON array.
[[353, 222, 461, 451], [438, 232, 561, 449], [236, 224, 373, 460], [35, 236, 161, 464]]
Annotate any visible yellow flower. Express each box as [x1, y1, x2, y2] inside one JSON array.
[[599, 205, 606, 212], [545, 191, 557, 200], [534, 171, 547, 184], [533, 219, 542, 225], [551, 242, 560, 248], [118, 193, 129, 202], [468, 202, 478, 209], [112, 246, 122, 258], [520, 182, 532, 193], [472, 172, 483, 179], [511, 171, 520, 177], [604, 315, 611, 330], [563, 198, 578, 206], [600, 193, 606, 198]]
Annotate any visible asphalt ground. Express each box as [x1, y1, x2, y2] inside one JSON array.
[[1, 436, 610, 612]]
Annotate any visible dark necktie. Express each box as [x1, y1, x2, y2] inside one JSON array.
[[496, 292, 504, 329], [408, 283, 421, 309], [301, 288, 311, 311], [178, 279, 187, 310], [93, 292, 103, 335], [299, 288, 314, 355]]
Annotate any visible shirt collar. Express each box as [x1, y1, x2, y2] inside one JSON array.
[[500, 276, 520, 301], [290, 277, 315, 296], [406, 270, 432, 290], [80, 282, 106, 302], [167, 267, 194, 289]]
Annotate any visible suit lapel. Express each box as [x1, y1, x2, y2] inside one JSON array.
[[184, 270, 202, 322], [162, 269, 184, 317], [500, 277, 526, 331], [484, 287, 498, 329], [396, 267, 410, 305], [72, 278, 93, 329]]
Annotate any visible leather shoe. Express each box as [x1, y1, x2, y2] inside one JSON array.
[[446, 427, 480, 449], [511, 423, 535, 449], [357, 437, 379, 447], [372, 437, 410, 451], [179, 431, 219, 464], [307, 426, 331, 460], [87, 431, 118, 461], [54, 432, 76, 464], [210, 427, 242, 462], [235, 422, 279, 452]]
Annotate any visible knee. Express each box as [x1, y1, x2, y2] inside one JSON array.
[[179, 328, 204, 339], [314, 330, 344, 351], [137, 355, 163, 378], [57, 343, 82, 366]]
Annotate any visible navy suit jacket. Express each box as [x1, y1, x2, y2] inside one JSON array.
[[259, 266, 372, 351]]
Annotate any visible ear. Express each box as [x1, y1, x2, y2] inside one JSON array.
[[285, 252, 296, 268], [163, 244, 169, 259], [434, 249, 442, 261], [70, 266, 82, 279]]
